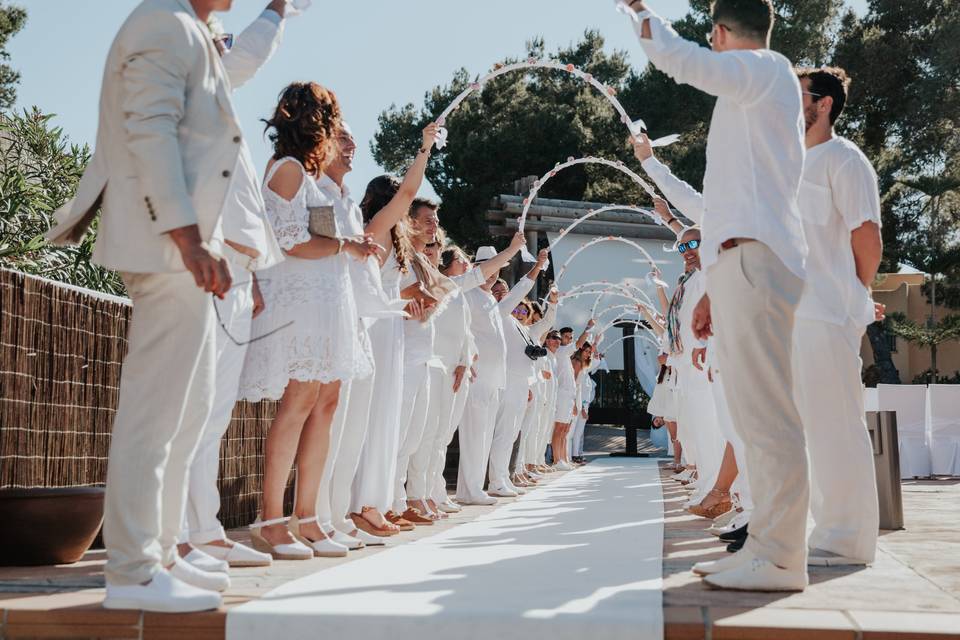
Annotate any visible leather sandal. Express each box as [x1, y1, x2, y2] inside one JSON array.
[[385, 511, 416, 531], [688, 489, 733, 519], [350, 510, 398, 537]]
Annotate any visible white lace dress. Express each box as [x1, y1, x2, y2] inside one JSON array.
[[239, 158, 373, 401]]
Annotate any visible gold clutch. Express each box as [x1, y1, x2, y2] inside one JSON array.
[[307, 205, 339, 238]]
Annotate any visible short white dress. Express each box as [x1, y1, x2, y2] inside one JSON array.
[[239, 157, 373, 401]]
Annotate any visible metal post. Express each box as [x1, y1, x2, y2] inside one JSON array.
[[610, 321, 645, 457], [866, 410, 905, 530]]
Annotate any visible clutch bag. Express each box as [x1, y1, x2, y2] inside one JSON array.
[[307, 205, 338, 238]]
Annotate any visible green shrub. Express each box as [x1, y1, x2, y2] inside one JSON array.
[[0, 107, 124, 295]]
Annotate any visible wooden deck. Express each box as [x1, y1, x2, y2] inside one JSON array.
[[2, 426, 959, 639]]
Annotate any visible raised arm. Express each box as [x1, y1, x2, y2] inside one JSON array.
[[626, 2, 778, 105], [221, 1, 285, 89], [477, 232, 526, 280], [576, 319, 595, 350], [639, 304, 666, 337], [364, 123, 440, 247], [528, 289, 559, 340], [498, 249, 549, 313], [633, 134, 704, 226]]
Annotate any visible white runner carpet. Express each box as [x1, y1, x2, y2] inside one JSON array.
[[227, 457, 664, 640]]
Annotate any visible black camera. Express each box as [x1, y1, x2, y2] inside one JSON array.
[[524, 344, 548, 361]]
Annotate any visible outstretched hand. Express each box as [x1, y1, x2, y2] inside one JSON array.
[[633, 132, 654, 162]]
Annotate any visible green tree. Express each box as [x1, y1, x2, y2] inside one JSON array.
[[0, 3, 26, 109], [0, 108, 123, 295]]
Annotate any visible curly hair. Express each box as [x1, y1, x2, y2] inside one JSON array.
[[263, 82, 342, 176], [359, 174, 412, 272]]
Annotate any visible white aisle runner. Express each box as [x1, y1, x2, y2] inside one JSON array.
[[227, 458, 664, 640]]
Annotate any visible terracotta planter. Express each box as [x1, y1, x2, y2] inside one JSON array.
[[0, 487, 105, 566]]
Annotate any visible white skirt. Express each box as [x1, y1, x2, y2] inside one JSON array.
[[648, 369, 679, 422], [238, 254, 374, 401]]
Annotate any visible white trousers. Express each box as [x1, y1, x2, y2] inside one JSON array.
[[182, 268, 253, 544], [392, 363, 431, 513], [516, 389, 541, 470], [488, 379, 529, 491], [407, 367, 448, 502], [456, 382, 500, 502], [351, 318, 403, 514], [317, 379, 351, 525], [708, 242, 807, 573], [330, 364, 375, 533], [571, 413, 587, 457], [104, 271, 216, 585], [537, 378, 558, 465], [677, 363, 725, 501], [428, 373, 470, 504], [794, 318, 878, 563]]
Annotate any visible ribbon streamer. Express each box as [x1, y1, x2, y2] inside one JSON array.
[[517, 156, 661, 233], [555, 235, 660, 284], [547, 204, 661, 252], [433, 58, 649, 152]]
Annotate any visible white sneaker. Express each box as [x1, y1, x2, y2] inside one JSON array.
[[104, 569, 221, 613], [704, 556, 808, 592], [716, 510, 752, 536], [195, 540, 272, 568], [437, 500, 462, 514], [457, 494, 497, 506], [170, 557, 230, 593], [807, 548, 868, 567], [672, 469, 691, 481], [183, 547, 229, 574], [351, 528, 387, 547], [323, 523, 364, 550], [555, 461, 573, 471], [488, 486, 519, 498], [707, 509, 739, 535], [289, 516, 349, 558], [692, 549, 753, 577], [507, 481, 527, 495]]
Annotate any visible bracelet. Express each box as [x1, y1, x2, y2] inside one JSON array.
[[419, 146, 430, 155], [665, 217, 678, 226]]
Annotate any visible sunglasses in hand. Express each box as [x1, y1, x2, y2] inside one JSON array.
[[211, 279, 293, 346]]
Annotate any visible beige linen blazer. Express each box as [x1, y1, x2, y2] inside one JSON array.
[[46, 0, 243, 274]]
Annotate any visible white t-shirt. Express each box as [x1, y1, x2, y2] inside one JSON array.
[[796, 136, 881, 327], [635, 8, 807, 279]]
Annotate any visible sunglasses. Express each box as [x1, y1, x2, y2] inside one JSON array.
[[514, 307, 530, 316], [802, 90, 824, 99], [677, 239, 701, 254], [212, 279, 294, 346], [425, 242, 440, 249], [217, 33, 234, 51]]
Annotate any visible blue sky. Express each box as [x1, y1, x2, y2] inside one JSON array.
[[11, 1, 867, 198]]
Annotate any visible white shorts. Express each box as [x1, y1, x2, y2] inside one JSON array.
[[554, 392, 576, 424]]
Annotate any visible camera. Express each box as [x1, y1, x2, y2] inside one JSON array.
[[524, 344, 548, 361]]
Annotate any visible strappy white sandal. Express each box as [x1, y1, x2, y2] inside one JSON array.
[[288, 515, 349, 558], [321, 520, 365, 550], [248, 516, 313, 560]]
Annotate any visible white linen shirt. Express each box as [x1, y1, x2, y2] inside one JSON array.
[[316, 174, 402, 324], [434, 268, 485, 370], [666, 269, 707, 369], [796, 136, 881, 327], [217, 10, 286, 271], [634, 8, 807, 278], [466, 287, 508, 391]]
